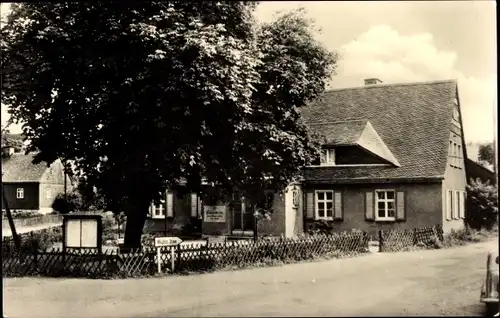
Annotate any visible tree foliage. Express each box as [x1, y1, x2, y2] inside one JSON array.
[[1, 3, 338, 247], [478, 142, 494, 166], [466, 178, 498, 230]]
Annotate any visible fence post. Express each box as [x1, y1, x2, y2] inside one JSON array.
[[378, 230, 383, 252], [176, 244, 181, 271], [413, 228, 418, 245]]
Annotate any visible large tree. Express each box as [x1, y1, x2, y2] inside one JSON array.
[[1, 3, 338, 248]]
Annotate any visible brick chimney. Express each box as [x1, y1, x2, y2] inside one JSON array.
[[364, 78, 383, 86]]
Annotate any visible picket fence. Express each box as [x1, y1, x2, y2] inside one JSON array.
[[2, 231, 370, 278]]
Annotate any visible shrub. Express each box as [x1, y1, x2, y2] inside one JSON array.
[[2, 210, 43, 219], [101, 211, 118, 241], [2, 226, 63, 255], [51, 191, 83, 214], [466, 178, 498, 230]]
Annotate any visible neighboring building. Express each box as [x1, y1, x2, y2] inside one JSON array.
[[145, 79, 469, 239], [300, 79, 467, 236], [465, 157, 495, 185], [2, 150, 72, 214]]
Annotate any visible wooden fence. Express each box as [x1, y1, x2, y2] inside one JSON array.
[[378, 225, 444, 252], [2, 231, 370, 278]]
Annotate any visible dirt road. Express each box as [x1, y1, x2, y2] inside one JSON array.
[[2, 223, 61, 238], [3, 238, 498, 317]]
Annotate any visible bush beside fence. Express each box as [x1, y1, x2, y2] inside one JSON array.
[[2, 230, 370, 278]]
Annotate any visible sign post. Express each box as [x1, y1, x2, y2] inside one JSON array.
[[154, 236, 183, 274]]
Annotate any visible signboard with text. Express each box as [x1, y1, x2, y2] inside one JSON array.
[[154, 236, 183, 247], [204, 205, 227, 223]]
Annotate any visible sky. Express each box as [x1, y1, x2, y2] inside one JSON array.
[[1, 1, 497, 143]]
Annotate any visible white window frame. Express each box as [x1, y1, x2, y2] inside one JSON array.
[[16, 188, 24, 199], [314, 190, 334, 221], [375, 190, 396, 221], [320, 148, 336, 166]]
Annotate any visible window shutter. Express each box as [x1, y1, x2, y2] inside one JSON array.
[[306, 191, 314, 219], [454, 191, 460, 219], [190, 193, 198, 218], [365, 192, 374, 220], [445, 190, 452, 220], [197, 196, 202, 219], [396, 191, 405, 221], [334, 192, 343, 220], [166, 191, 174, 217], [460, 191, 465, 219]]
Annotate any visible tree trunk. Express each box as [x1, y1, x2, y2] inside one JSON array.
[[2, 186, 21, 251], [123, 203, 148, 250]]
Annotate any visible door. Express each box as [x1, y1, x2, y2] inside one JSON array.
[[231, 198, 254, 234]]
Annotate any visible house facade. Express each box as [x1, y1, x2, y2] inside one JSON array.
[[143, 183, 303, 239], [144, 79, 469, 239], [2, 150, 72, 214], [300, 79, 468, 236]]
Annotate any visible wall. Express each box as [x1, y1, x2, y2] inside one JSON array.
[[303, 182, 443, 238], [442, 129, 467, 233], [335, 146, 388, 165], [38, 160, 72, 213], [256, 191, 286, 237], [2, 182, 40, 211], [143, 192, 193, 235]]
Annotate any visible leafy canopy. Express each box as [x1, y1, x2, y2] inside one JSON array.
[[1, 3, 338, 214], [478, 143, 494, 166]]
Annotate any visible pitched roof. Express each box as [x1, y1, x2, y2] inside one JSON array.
[[308, 120, 366, 146], [465, 158, 496, 184], [309, 120, 400, 166], [2, 153, 49, 183], [301, 80, 458, 183]]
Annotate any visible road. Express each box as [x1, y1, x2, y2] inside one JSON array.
[[2, 222, 62, 238], [3, 238, 498, 317]]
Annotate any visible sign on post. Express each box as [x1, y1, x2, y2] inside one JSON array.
[[154, 236, 183, 274]]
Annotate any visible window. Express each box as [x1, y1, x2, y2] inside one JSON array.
[[375, 190, 395, 221], [16, 188, 24, 199], [320, 148, 335, 166], [315, 190, 334, 220]]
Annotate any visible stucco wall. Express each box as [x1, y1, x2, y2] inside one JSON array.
[[441, 128, 467, 234], [303, 182, 443, 238]]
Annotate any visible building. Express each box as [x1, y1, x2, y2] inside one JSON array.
[[300, 79, 467, 236], [2, 150, 72, 214], [144, 79, 468, 239], [143, 182, 302, 239]]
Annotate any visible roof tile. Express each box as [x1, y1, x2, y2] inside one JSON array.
[[301, 80, 457, 182]]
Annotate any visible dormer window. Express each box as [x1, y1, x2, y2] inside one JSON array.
[[320, 148, 336, 166]]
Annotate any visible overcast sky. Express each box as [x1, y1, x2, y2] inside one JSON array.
[[1, 1, 497, 143]]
